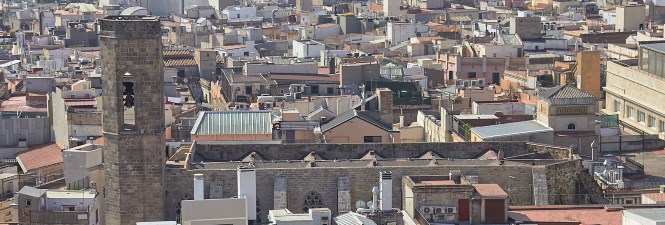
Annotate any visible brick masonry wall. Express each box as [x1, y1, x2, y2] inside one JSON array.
[[164, 142, 590, 221], [165, 164, 538, 221], [194, 142, 532, 162]]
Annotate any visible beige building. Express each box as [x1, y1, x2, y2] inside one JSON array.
[[616, 5, 646, 32], [536, 84, 599, 154], [319, 109, 401, 143], [604, 42, 665, 140]]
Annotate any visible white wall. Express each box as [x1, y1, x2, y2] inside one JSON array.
[[387, 23, 416, 44], [472, 102, 526, 114], [222, 6, 257, 19], [314, 25, 340, 40], [44, 192, 96, 211], [292, 41, 325, 58]]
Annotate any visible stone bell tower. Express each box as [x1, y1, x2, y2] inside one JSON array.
[[99, 15, 165, 225]]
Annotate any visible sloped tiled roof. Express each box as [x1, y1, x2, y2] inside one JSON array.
[[163, 50, 191, 57], [17, 144, 63, 172], [320, 109, 392, 133], [164, 58, 197, 67], [538, 84, 595, 100], [473, 184, 508, 197], [191, 110, 273, 135]]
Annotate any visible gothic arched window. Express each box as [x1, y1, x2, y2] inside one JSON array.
[[302, 191, 323, 212]]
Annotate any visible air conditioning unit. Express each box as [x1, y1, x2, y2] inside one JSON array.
[[455, 80, 462, 87], [463, 80, 470, 87], [477, 78, 485, 87], [435, 207, 446, 215], [447, 207, 457, 214], [420, 206, 434, 215], [470, 80, 478, 87]]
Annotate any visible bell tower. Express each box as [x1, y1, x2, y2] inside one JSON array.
[[99, 15, 165, 225]]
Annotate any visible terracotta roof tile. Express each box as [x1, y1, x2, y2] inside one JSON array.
[[17, 144, 63, 172], [164, 58, 197, 67], [163, 50, 191, 57], [643, 193, 665, 202], [508, 207, 623, 225], [473, 184, 508, 197]]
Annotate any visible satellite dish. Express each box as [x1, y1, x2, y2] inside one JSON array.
[[366, 201, 373, 208], [355, 200, 366, 209]]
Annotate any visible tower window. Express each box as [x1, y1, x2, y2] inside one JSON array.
[[123, 81, 136, 129], [123, 82, 134, 108], [568, 123, 576, 130]]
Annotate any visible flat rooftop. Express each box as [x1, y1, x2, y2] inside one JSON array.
[[641, 42, 665, 54]]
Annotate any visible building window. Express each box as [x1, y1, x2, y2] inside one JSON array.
[[660, 120, 665, 133], [363, 136, 382, 143], [628, 106, 635, 119], [614, 100, 621, 112], [62, 205, 75, 211], [468, 72, 477, 78], [638, 111, 645, 123], [648, 116, 656, 128], [303, 191, 323, 212], [567, 123, 576, 130], [327, 87, 334, 95], [26, 200, 31, 206]]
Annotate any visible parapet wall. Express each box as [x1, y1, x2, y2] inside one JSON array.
[[194, 141, 532, 161]]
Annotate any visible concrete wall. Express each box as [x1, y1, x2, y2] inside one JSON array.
[[604, 61, 665, 140], [182, 198, 248, 225], [51, 88, 70, 148], [599, 134, 664, 152], [616, 5, 645, 32], [0, 117, 51, 147], [509, 17, 542, 39], [472, 102, 525, 115]]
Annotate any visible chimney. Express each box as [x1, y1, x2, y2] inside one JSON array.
[[379, 171, 392, 211], [360, 97, 366, 111], [193, 174, 204, 200], [328, 57, 336, 74], [371, 186, 379, 212], [659, 185, 665, 193], [376, 88, 394, 126], [449, 170, 461, 183], [237, 165, 257, 220], [398, 106, 404, 128], [591, 140, 599, 161]]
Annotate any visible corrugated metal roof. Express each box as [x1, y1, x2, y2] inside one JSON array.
[[191, 111, 273, 135], [624, 208, 665, 221], [334, 212, 377, 225], [471, 120, 553, 139]]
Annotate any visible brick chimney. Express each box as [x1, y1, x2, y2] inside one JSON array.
[[376, 88, 394, 126]]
